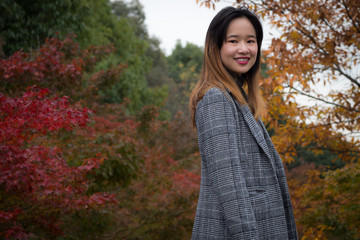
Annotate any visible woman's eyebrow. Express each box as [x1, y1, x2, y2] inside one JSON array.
[[226, 34, 239, 38], [226, 34, 256, 39]]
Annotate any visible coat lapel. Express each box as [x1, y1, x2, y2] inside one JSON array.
[[234, 101, 274, 165], [221, 86, 274, 165]]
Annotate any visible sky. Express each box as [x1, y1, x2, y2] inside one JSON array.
[[139, 0, 276, 55]]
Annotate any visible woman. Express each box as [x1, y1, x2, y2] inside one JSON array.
[[189, 6, 298, 240]]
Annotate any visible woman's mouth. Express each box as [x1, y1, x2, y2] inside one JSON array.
[[235, 57, 250, 65]]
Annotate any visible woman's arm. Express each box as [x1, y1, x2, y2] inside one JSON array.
[[196, 88, 259, 239]]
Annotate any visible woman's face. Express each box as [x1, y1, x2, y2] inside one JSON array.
[[220, 17, 258, 76]]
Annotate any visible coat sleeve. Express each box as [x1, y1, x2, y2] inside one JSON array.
[[195, 88, 259, 239]]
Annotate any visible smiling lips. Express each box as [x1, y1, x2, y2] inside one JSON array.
[[235, 57, 250, 65]]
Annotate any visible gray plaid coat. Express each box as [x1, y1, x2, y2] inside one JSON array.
[[191, 87, 298, 240]]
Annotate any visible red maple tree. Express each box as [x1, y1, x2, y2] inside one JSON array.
[[0, 87, 116, 239]]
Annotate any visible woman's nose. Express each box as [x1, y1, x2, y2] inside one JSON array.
[[237, 42, 249, 54]]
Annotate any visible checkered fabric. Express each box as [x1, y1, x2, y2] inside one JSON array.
[[191, 88, 298, 240]]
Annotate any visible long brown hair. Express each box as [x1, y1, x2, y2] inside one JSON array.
[[189, 6, 266, 127]]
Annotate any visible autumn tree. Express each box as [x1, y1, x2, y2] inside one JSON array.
[[0, 0, 168, 114], [0, 0, 205, 238], [196, 0, 360, 238], [0, 87, 117, 239], [0, 30, 200, 240], [85, 106, 200, 240]]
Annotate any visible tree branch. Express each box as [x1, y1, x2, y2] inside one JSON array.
[[287, 85, 360, 113], [289, 19, 360, 88], [341, 0, 360, 34], [333, 65, 360, 88], [303, 145, 360, 155], [321, 17, 340, 36], [303, 118, 360, 129]]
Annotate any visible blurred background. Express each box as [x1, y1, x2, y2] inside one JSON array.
[[1, 0, 359, 239]]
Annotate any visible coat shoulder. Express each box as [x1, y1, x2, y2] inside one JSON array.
[[197, 87, 234, 109]]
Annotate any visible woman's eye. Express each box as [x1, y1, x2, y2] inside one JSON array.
[[248, 40, 256, 43], [229, 40, 237, 43]]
